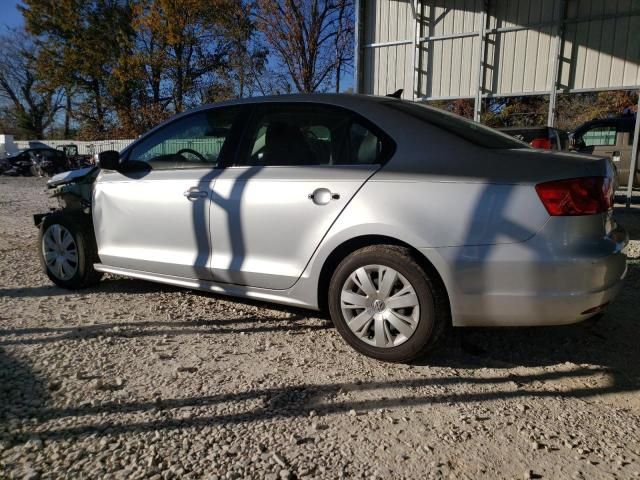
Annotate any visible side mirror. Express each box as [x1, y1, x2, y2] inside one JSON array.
[[98, 150, 121, 170]]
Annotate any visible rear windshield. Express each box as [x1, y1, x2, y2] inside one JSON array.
[[384, 100, 528, 149]]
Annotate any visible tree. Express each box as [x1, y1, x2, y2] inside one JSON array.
[[133, 0, 246, 112], [332, 0, 354, 93], [555, 91, 639, 131], [0, 29, 62, 139], [255, 0, 354, 93], [21, 0, 137, 137]]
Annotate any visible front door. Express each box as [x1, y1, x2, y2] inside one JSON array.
[[93, 106, 243, 279], [209, 102, 390, 289]]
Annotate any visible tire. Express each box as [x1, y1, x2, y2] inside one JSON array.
[[328, 245, 448, 363], [38, 212, 103, 289]]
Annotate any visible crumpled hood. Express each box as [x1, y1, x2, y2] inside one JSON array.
[[48, 166, 98, 188]]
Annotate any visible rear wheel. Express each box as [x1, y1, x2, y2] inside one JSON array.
[[328, 245, 448, 362], [39, 212, 103, 289]]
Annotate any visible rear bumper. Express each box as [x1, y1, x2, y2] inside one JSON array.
[[426, 222, 629, 327]]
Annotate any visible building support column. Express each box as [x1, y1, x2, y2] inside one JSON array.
[[473, 1, 488, 122], [626, 92, 640, 207], [411, 0, 421, 100], [547, 0, 565, 127]]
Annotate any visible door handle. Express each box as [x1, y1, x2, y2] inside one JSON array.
[[183, 189, 208, 200], [308, 188, 340, 205]]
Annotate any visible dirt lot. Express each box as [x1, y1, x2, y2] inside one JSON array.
[[1, 176, 640, 480]]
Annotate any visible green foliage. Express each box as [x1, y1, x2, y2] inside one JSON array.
[[18, 0, 267, 139]]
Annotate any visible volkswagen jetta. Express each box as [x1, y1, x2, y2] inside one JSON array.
[[36, 94, 628, 362]]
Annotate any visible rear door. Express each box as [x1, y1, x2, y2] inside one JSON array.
[[209, 102, 391, 289]]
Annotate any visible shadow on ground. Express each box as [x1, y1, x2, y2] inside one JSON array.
[[0, 348, 50, 431], [1, 263, 638, 443], [1, 210, 638, 442]]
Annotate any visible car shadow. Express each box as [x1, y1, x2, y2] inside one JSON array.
[[1, 262, 638, 443], [0, 277, 182, 299]]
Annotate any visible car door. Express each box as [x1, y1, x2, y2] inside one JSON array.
[[209, 102, 392, 289], [577, 123, 623, 182], [93, 105, 244, 279]]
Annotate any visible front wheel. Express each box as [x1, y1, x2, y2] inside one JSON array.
[[328, 245, 448, 363], [38, 212, 103, 289]]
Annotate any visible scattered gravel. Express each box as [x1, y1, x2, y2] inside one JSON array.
[[1, 176, 640, 479]]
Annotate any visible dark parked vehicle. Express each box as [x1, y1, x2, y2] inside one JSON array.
[[2, 148, 69, 177], [571, 115, 639, 188], [57, 144, 94, 169], [499, 126, 570, 150]]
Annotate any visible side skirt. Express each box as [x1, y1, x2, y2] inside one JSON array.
[[93, 263, 317, 310]]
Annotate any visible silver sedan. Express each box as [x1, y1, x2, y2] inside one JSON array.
[[37, 94, 628, 362]]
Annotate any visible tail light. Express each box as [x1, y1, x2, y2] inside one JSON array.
[[530, 138, 552, 149], [535, 176, 613, 216]]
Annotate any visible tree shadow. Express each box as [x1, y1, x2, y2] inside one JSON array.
[[0, 313, 331, 347], [12, 361, 639, 442], [0, 348, 50, 443], [3, 263, 639, 443]]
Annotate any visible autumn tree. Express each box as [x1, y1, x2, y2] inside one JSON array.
[[21, 1, 134, 137], [255, 0, 354, 93], [0, 29, 62, 139], [133, 0, 249, 113]]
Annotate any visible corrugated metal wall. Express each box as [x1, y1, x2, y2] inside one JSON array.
[[359, 0, 640, 100]]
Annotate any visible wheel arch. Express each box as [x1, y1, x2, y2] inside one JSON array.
[[316, 234, 451, 318]]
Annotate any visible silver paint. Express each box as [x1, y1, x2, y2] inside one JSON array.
[[92, 94, 628, 328]]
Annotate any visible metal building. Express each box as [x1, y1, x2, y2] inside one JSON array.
[[354, 0, 640, 202]]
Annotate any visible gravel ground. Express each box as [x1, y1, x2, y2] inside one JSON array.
[[1, 176, 640, 480]]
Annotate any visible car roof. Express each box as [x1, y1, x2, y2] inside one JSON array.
[[21, 146, 56, 152], [574, 115, 636, 131], [500, 126, 549, 130], [134, 93, 398, 145]]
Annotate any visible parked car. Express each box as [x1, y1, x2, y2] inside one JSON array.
[[34, 94, 628, 362], [3, 147, 68, 176], [499, 126, 570, 150], [571, 116, 639, 188]]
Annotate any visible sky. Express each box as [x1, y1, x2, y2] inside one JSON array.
[[0, 2, 22, 29], [0, 1, 353, 92]]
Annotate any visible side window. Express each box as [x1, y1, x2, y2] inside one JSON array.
[[236, 104, 385, 167], [582, 126, 617, 146], [128, 106, 240, 169]]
